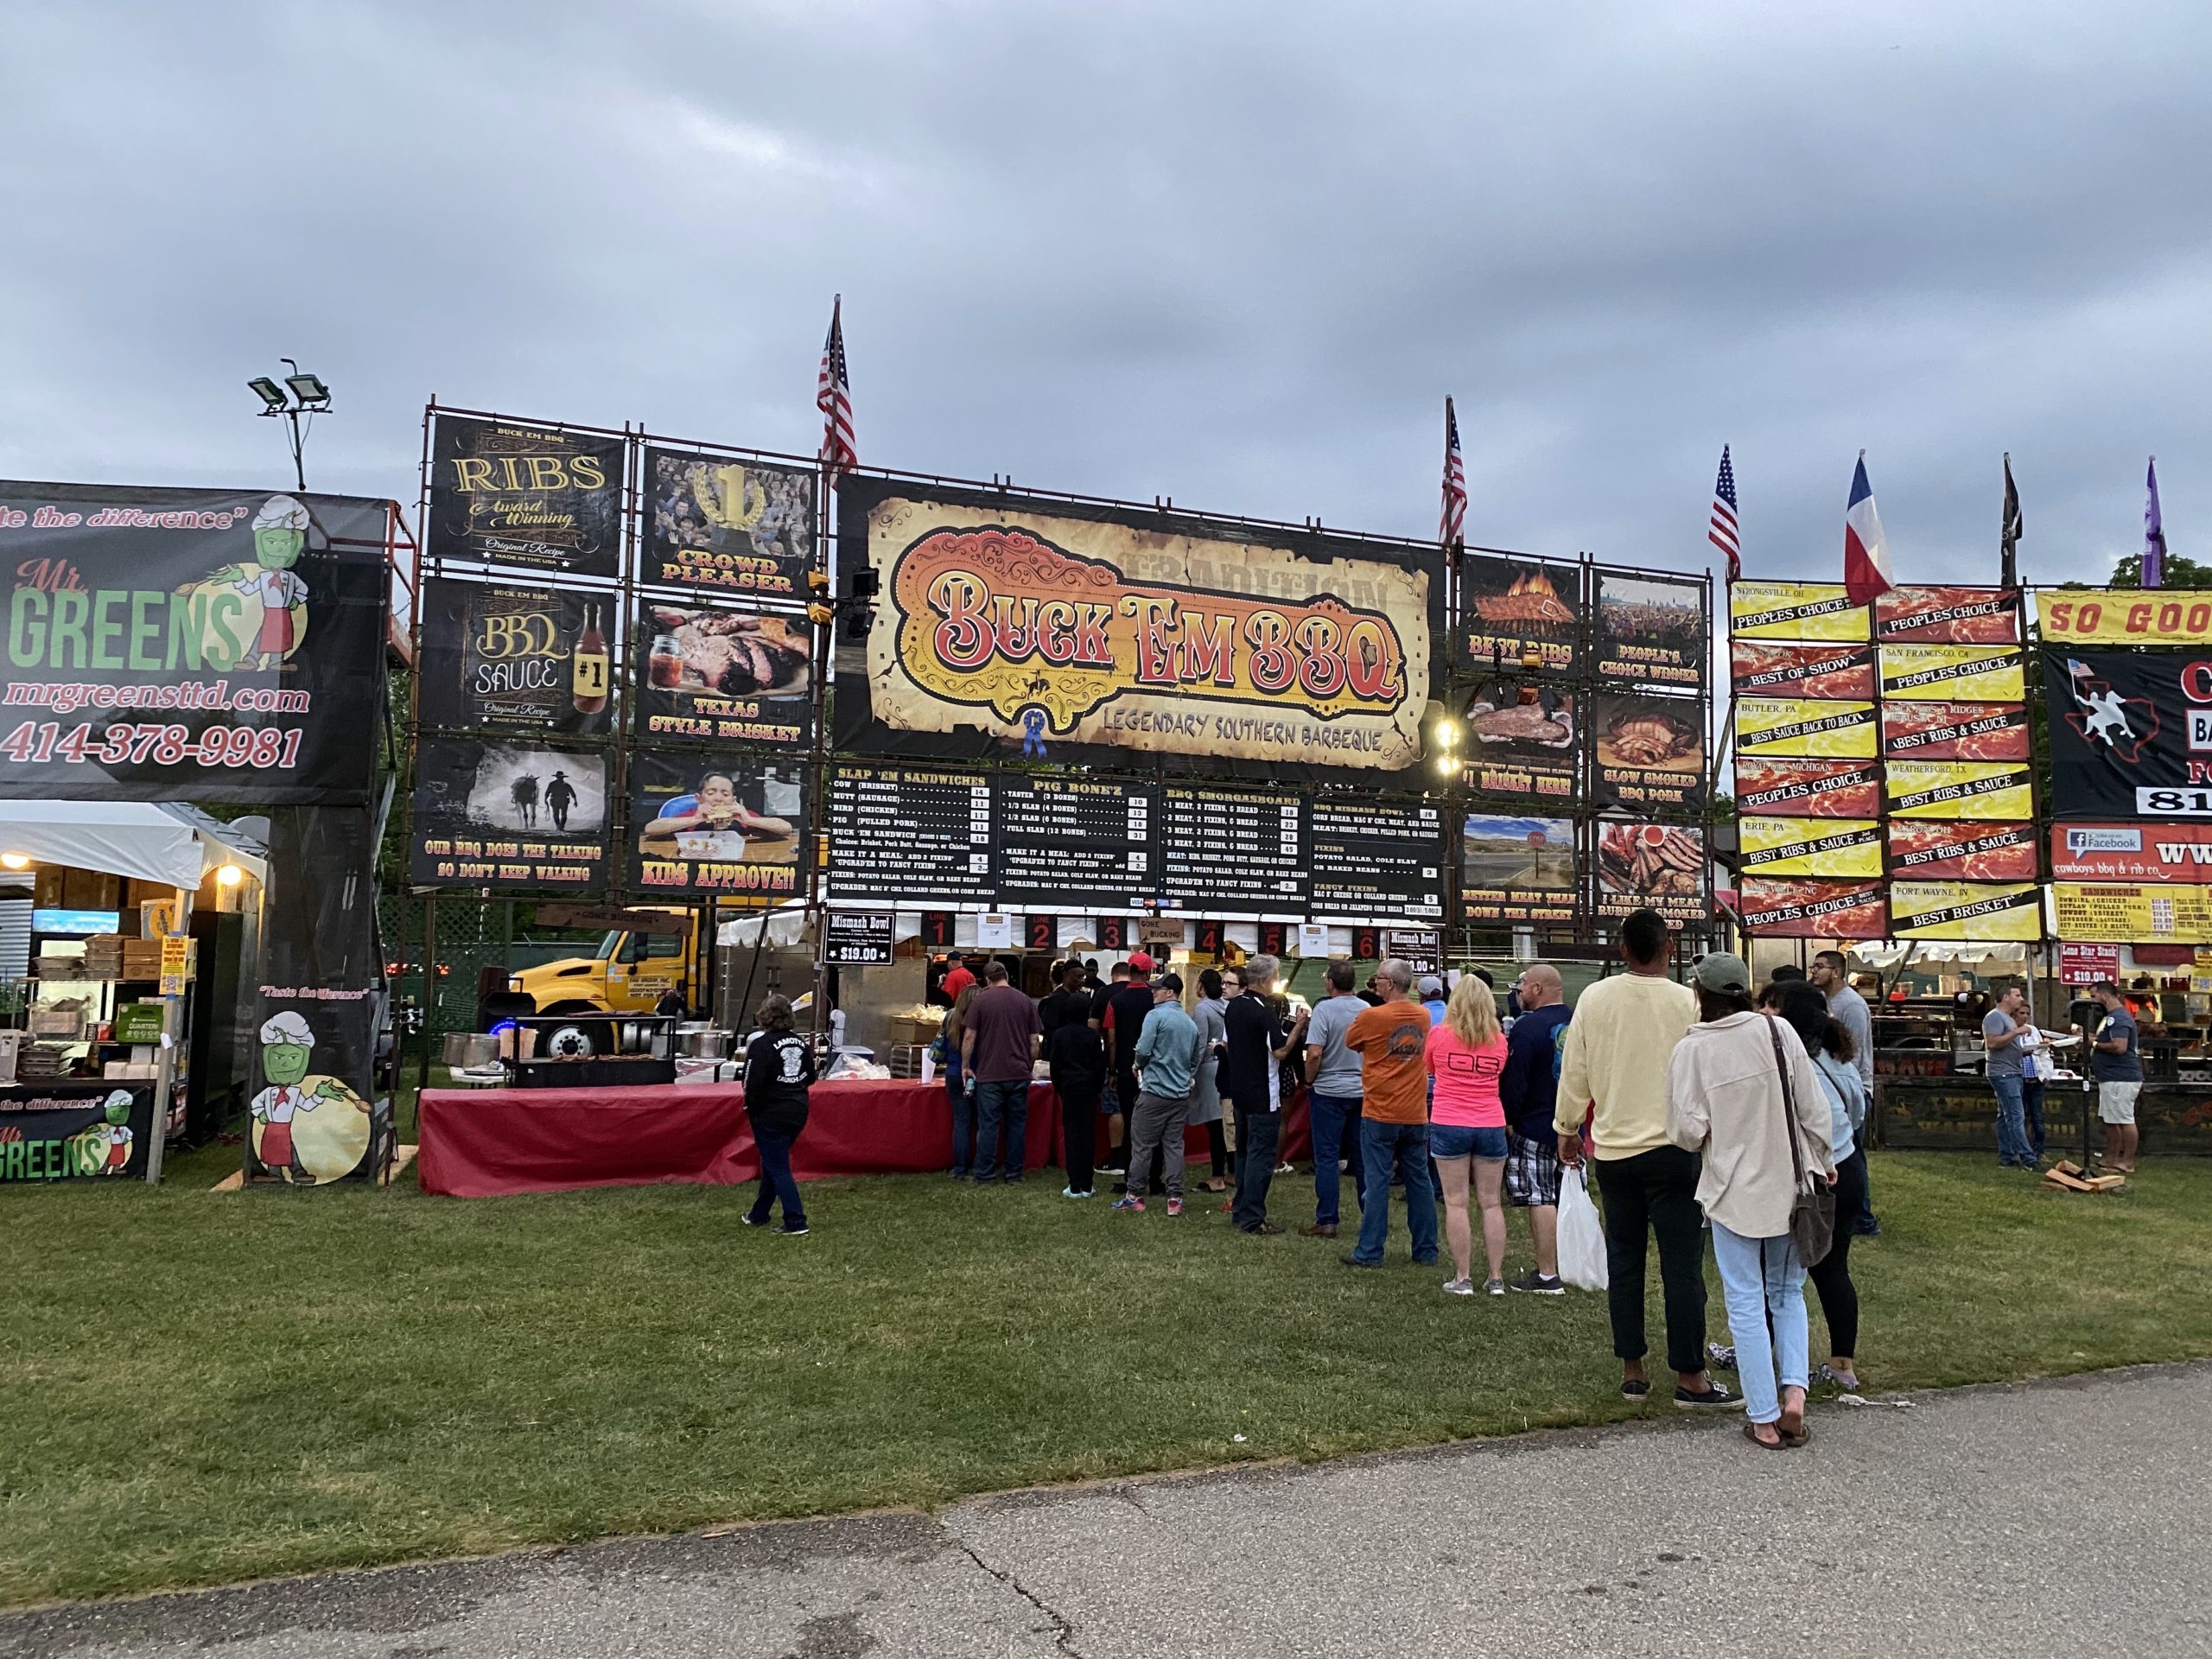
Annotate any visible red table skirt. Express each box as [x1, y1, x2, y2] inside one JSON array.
[[417, 1079, 1312, 1198]]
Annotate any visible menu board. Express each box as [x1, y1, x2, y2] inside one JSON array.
[[1460, 813, 1576, 925], [633, 601, 811, 747], [1307, 799, 1447, 924], [1459, 683, 1580, 802], [1460, 555, 1582, 672], [824, 911, 896, 965], [993, 775, 1155, 913], [641, 447, 814, 598], [407, 738, 608, 892], [824, 765, 994, 909], [1155, 785, 1306, 918], [1594, 573, 1705, 690], [627, 752, 807, 903], [415, 578, 613, 736], [1589, 693, 1706, 810], [2052, 881, 2212, 942], [426, 415, 623, 577]]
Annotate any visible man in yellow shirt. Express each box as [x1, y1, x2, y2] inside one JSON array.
[[1556, 908, 1735, 1410]]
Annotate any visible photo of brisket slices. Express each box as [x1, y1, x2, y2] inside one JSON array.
[[1728, 640, 1876, 701], [1879, 700, 2030, 761], [1732, 757, 1881, 818], [651, 606, 810, 699], [1885, 819, 2037, 881]]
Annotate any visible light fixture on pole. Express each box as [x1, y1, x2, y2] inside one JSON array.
[[246, 358, 333, 491]]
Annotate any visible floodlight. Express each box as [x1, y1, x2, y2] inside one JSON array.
[[0, 852, 29, 870], [215, 864, 244, 887], [248, 377, 289, 412], [285, 372, 331, 407]]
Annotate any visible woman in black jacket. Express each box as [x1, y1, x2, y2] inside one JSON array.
[[741, 994, 814, 1235]]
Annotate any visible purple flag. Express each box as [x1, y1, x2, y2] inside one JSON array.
[[2145, 456, 2166, 588]]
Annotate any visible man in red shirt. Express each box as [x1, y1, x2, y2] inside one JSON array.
[[939, 954, 976, 1005]]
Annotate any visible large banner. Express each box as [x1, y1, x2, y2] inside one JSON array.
[[1737, 877, 1888, 939], [2040, 589, 2212, 647], [1878, 643, 2024, 703], [627, 752, 807, 902], [1460, 555, 1582, 672], [835, 479, 1439, 781], [1593, 573, 1704, 689], [1885, 759, 2034, 820], [1591, 822, 1706, 925], [641, 448, 813, 598], [2050, 822, 2212, 881], [1887, 819, 2037, 882], [415, 577, 613, 736], [2052, 880, 2212, 941], [1732, 757, 1882, 818], [426, 416, 622, 577], [1728, 582, 1869, 643], [1736, 817, 1883, 879], [1729, 640, 1876, 701], [1875, 585, 2021, 645], [1879, 700, 2030, 761], [1889, 880, 2042, 941], [408, 738, 608, 891], [1589, 693, 1705, 810], [1459, 680, 1579, 802], [1736, 696, 1878, 759], [635, 601, 811, 747], [1459, 813, 1576, 925], [0, 483, 390, 804], [0, 1082, 156, 1181], [2044, 646, 2212, 818]]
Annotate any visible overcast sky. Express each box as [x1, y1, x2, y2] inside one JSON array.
[[3, 1, 2205, 586]]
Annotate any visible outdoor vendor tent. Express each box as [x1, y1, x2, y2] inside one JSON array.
[[0, 801, 267, 890]]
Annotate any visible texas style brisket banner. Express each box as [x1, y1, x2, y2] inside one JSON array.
[[627, 751, 808, 901], [415, 577, 613, 736], [834, 479, 1439, 783], [427, 416, 622, 578], [0, 482, 389, 804], [2044, 646, 2212, 818], [635, 602, 810, 747], [642, 448, 813, 598]]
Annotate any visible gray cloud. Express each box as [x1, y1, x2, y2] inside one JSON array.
[[1, 0, 2204, 585]]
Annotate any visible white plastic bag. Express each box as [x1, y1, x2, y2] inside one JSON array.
[[1557, 1166, 1609, 1292]]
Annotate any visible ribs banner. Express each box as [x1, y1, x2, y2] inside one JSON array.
[[834, 477, 1438, 782], [1732, 757, 1883, 819], [1878, 643, 2025, 703], [641, 448, 813, 600], [1736, 696, 1878, 759], [1593, 572, 1705, 690], [1589, 692, 1705, 810], [1591, 822, 1707, 925], [1728, 640, 1876, 702], [1879, 700, 2030, 762], [1736, 817, 1883, 879], [1888, 880, 2042, 941], [1460, 554, 1583, 673], [1736, 878, 1888, 939], [2050, 822, 2212, 881], [2051, 881, 2212, 943], [1874, 585, 2021, 645], [1728, 582, 1870, 643], [628, 752, 808, 902], [1458, 681, 1579, 803], [634, 601, 811, 748], [1886, 819, 2038, 881], [1885, 759, 2034, 820], [2043, 646, 2212, 819], [2039, 589, 2212, 647], [426, 415, 622, 578]]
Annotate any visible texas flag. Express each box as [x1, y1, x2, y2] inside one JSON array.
[[1841, 452, 1894, 606]]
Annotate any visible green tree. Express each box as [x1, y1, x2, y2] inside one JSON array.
[[2109, 551, 2212, 588]]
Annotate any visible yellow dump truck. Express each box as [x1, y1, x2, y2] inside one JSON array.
[[509, 913, 702, 1015]]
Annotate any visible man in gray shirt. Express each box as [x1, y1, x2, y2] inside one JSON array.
[[1812, 950, 1880, 1236], [1300, 960, 1368, 1238]]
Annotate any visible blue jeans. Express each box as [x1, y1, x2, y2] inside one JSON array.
[[946, 1057, 975, 1174], [748, 1127, 805, 1229], [1991, 1073, 2035, 1166], [1307, 1089, 1364, 1226], [972, 1078, 1029, 1182], [2021, 1077, 2046, 1160], [1711, 1222, 1808, 1425], [1353, 1119, 1438, 1265]]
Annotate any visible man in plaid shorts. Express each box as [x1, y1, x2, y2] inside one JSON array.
[[1500, 963, 1571, 1294]]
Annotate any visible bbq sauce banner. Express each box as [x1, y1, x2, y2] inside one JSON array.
[[1736, 697, 1878, 759], [0, 1082, 156, 1181], [1888, 880, 2042, 941], [1728, 641, 1877, 701], [1590, 822, 1707, 924], [1886, 819, 2038, 881], [426, 416, 622, 577], [633, 601, 811, 748], [408, 738, 609, 891], [836, 478, 1438, 783], [1459, 683, 1579, 802], [1885, 759, 2035, 820], [1732, 757, 1883, 819], [416, 577, 613, 736], [1593, 573, 1706, 690], [1460, 555, 1583, 673], [0, 482, 389, 804], [1878, 643, 2025, 703], [1879, 700, 2030, 762], [1728, 582, 1870, 643], [2044, 646, 2212, 818], [641, 447, 813, 598], [1736, 878, 1888, 939], [627, 752, 808, 901], [1459, 813, 1577, 925], [1589, 692, 1706, 810], [1874, 585, 2021, 645], [1736, 817, 1883, 878]]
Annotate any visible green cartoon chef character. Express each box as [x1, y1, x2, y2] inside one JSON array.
[[250, 1010, 340, 1184], [96, 1090, 135, 1174], [229, 494, 312, 668]]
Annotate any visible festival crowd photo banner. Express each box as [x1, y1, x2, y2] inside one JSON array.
[[639, 447, 815, 600]]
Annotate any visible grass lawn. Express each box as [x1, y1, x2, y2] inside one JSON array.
[[5, 1120, 2211, 1607]]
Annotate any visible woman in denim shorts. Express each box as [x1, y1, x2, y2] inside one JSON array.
[[1425, 975, 1511, 1295]]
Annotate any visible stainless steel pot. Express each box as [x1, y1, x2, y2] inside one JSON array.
[[442, 1032, 501, 1070], [677, 1028, 731, 1059]]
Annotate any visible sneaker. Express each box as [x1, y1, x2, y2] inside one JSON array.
[[1274, 1161, 1295, 1174], [1060, 1186, 1093, 1199], [1674, 1382, 1741, 1410], [1110, 1180, 1129, 1196], [1620, 1376, 1652, 1400], [1111, 1196, 1145, 1212], [1508, 1269, 1566, 1296], [1166, 1198, 1184, 1217], [740, 1213, 766, 1228], [1484, 1278, 1507, 1296], [779, 1223, 810, 1236], [1442, 1277, 1475, 1295], [1707, 1341, 1738, 1370], [1299, 1222, 1338, 1238], [1814, 1362, 1860, 1392], [1851, 1217, 1882, 1237], [1338, 1253, 1382, 1268]]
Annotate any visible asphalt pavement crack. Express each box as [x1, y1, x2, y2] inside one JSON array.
[[954, 1541, 1084, 1656]]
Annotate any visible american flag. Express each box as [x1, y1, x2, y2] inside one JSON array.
[[1708, 444, 1741, 583], [1440, 396, 1466, 549], [817, 295, 856, 479]]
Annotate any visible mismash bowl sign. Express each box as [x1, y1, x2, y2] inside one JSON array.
[[835, 480, 1439, 782], [0, 482, 390, 803]]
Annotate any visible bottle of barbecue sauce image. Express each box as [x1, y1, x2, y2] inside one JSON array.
[[572, 604, 610, 716]]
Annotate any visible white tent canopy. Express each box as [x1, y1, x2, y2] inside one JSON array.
[[0, 800, 268, 891]]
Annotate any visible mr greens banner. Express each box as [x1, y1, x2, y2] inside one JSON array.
[[0, 482, 390, 804]]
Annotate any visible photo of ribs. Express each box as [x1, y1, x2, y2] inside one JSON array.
[[1880, 700, 2030, 761], [1885, 819, 2037, 881], [1594, 822, 1704, 898]]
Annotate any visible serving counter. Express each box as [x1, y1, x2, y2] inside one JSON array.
[[1875, 1075, 2212, 1156]]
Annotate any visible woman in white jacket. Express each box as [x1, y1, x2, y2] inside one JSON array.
[[1666, 953, 1835, 1450]]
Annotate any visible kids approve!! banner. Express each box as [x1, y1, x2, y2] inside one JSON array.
[[0, 482, 391, 804], [833, 479, 1440, 784]]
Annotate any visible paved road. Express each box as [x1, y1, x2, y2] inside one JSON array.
[[6, 1364, 2207, 1658]]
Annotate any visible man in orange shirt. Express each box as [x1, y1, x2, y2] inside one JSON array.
[[1341, 959, 1439, 1268]]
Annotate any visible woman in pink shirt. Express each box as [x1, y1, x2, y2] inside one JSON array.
[[1427, 974, 1510, 1295]]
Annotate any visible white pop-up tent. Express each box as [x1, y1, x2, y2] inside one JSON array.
[[0, 800, 267, 890]]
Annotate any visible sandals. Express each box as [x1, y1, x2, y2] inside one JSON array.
[[1743, 1421, 1787, 1450], [1198, 1179, 1229, 1193]]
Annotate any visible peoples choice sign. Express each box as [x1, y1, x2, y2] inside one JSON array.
[[834, 479, 1439, 783], [2044, 646, 2212, 817], [2050, 822, 2212, 880]]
